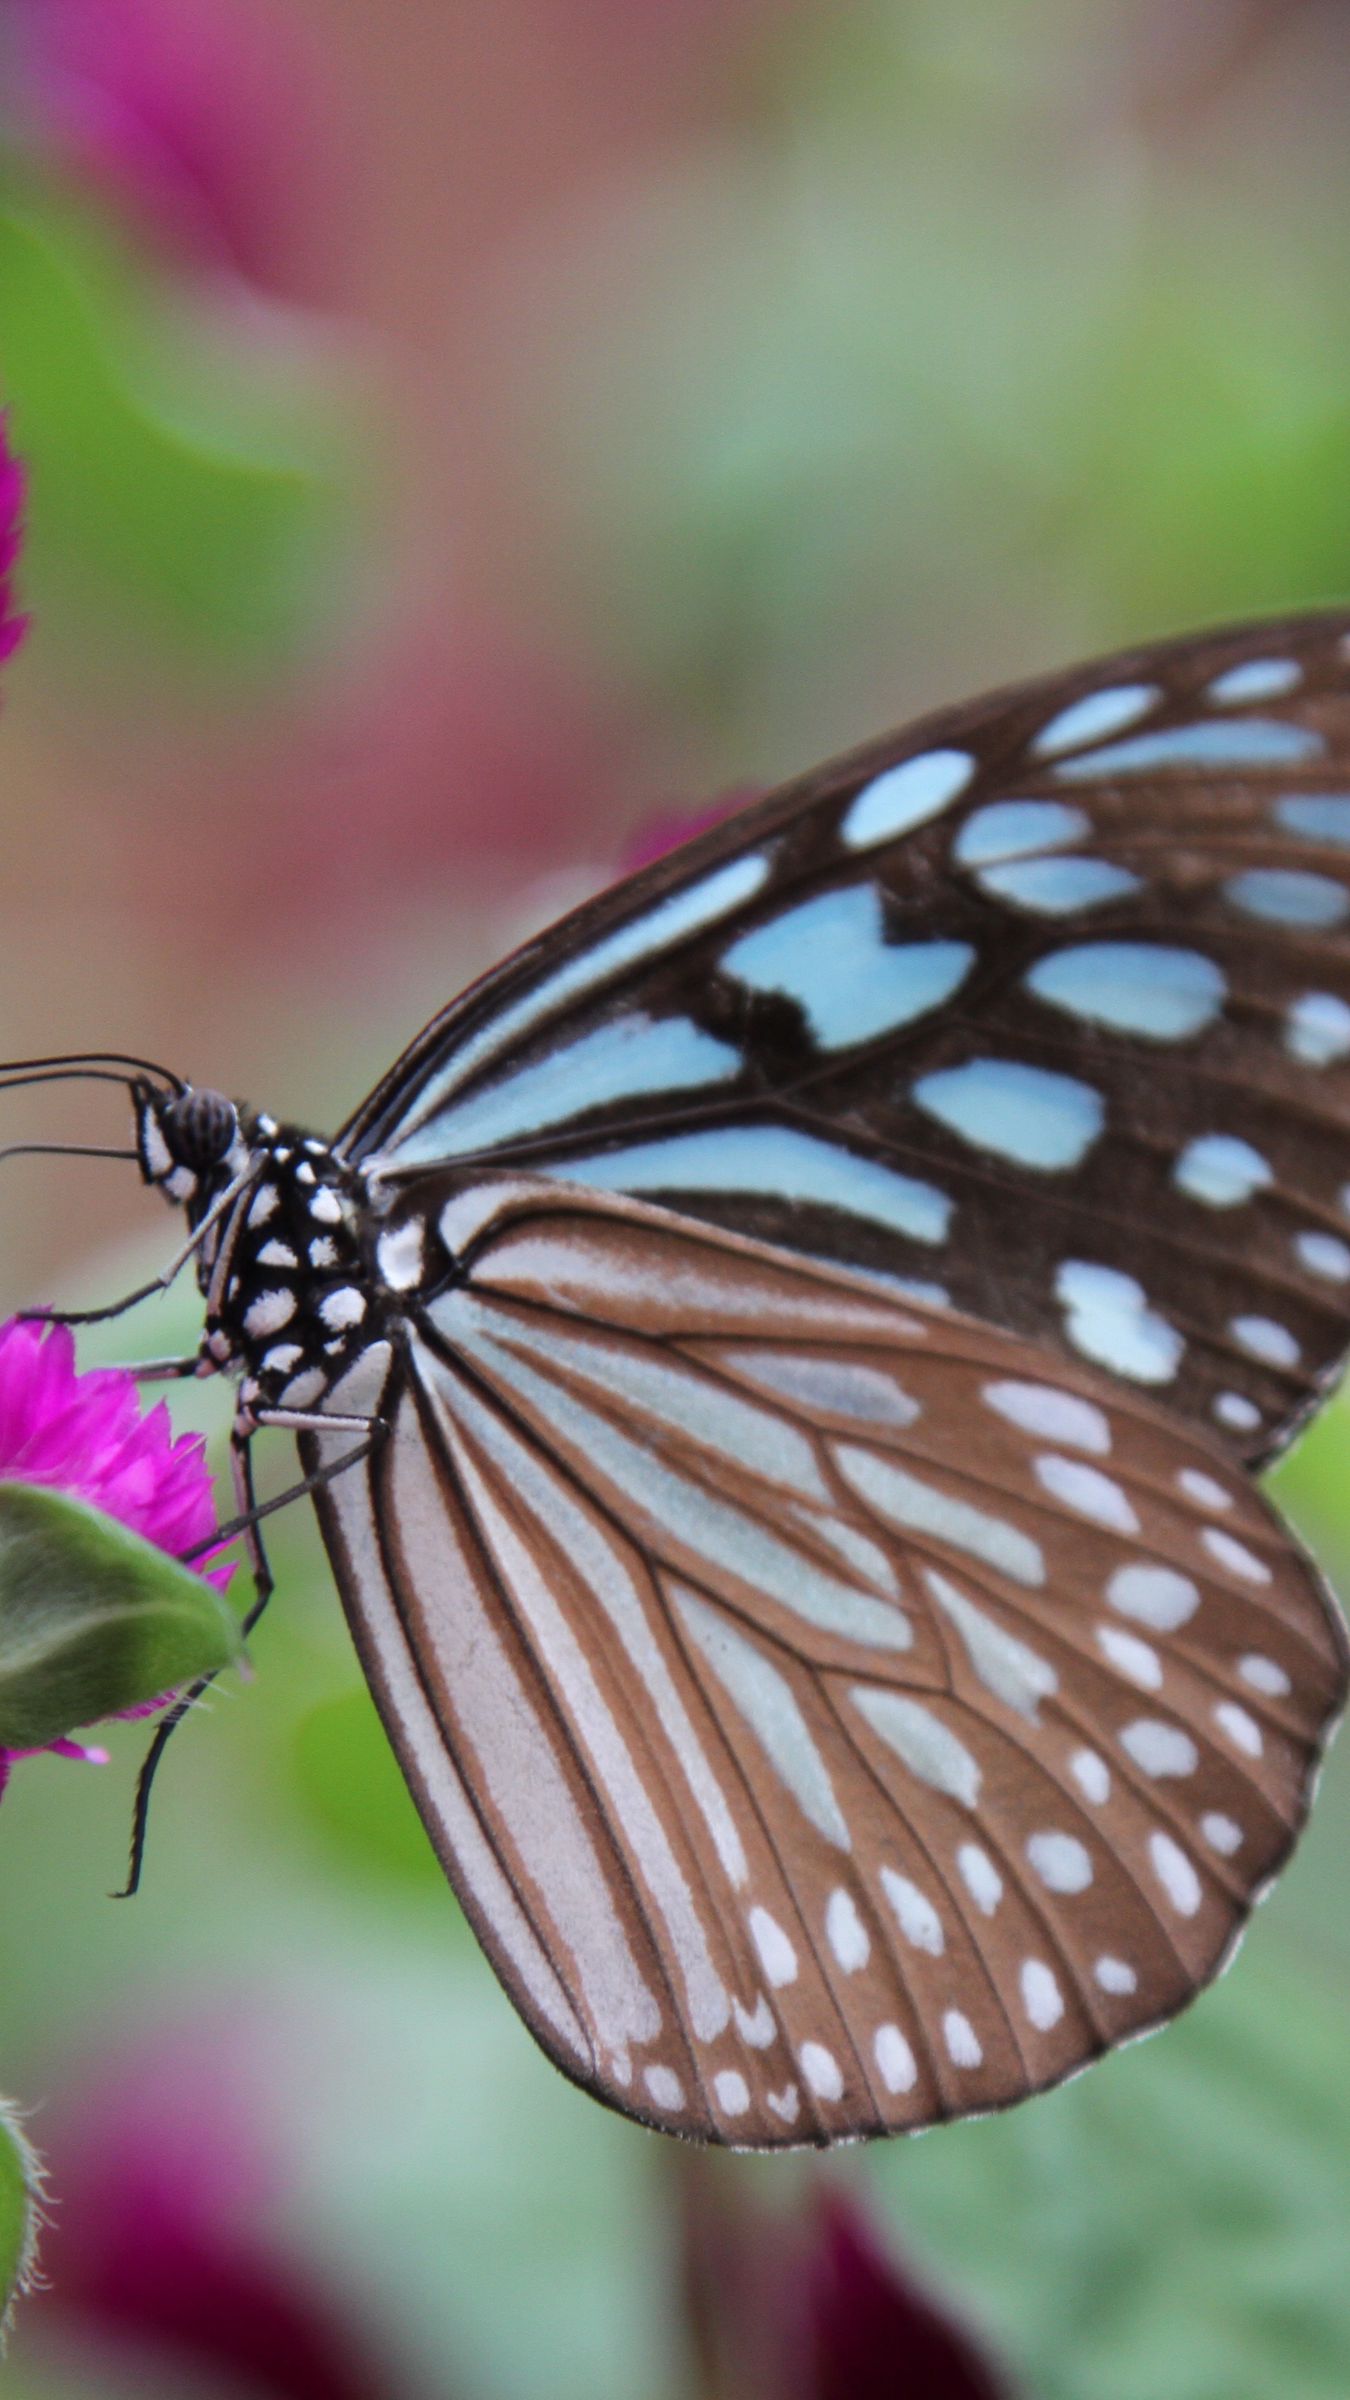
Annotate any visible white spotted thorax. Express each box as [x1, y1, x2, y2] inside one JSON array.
[[110, 612, 1350, 2151], [136, 1085, 405, 1430]]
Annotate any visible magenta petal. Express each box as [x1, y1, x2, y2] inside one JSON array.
[[41, 2022, 402, 2400], [618, 791, 753, 875], [804, 2189, 1013, 2400]]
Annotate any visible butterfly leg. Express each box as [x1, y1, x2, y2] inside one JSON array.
[[124, 1354, 209, 1382], [117, 1429, 270, 1899]]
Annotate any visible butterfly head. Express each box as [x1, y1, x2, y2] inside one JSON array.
[[134, 1081, 247, 1208]]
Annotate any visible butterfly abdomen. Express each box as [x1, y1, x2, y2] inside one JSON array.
[[199, 1118, 386, 1419]]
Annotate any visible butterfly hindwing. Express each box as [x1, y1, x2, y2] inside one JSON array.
[[338, 610, 1350, 1470], [304, 1180, 1346, 2149]]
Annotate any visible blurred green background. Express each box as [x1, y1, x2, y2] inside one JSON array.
[[2, 1, 1349, 2393]]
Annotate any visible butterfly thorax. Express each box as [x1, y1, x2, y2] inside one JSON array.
[[135, 1082, 388, 1424]]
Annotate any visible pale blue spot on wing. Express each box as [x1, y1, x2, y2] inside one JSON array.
[[842, 748, 974, 849], [1274, 795, 1350, 847], [386, 852, 771, 1141], [545, 1124, 952, 1245], [1054, 719, 1323, 779], [722, 883, 973, 1049], [1031, 683, 1159, 759], [975, 858, 1141, 914], [913, 1058, 1104, 1170], [1224, 868, 1349, 928], [1056, 1260, 1183, 1384], [1286, 990, 1350, 1064], [1027, 943, 1226, 1039], [391, 1013, 741, 1163], [1173, 1134, 1272, 1208], [675, 1593, 851, 1847], [1206, 657, 1302, 704], [954, 801, 1088, 865]]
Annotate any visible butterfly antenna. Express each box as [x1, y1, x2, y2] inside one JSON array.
[[0, 1051, 183, 1095], [0, 1142, 138, 1168]]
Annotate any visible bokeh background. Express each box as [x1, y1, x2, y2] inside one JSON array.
[[2, 1, 1350, 2393]]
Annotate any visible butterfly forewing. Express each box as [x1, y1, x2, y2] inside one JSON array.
[[303, 1181, 1346, 2148], [339, 610, 1350, 1470]]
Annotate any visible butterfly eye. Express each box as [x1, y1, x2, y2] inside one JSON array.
[[161, 1088, 239, 1173]]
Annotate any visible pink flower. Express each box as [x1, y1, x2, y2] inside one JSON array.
[[11, 0, 341, 294], [32, 2017, 405, 2399], [679, 2162, 1013, 2399], [619, 790, 754, 875], [0, 415, 28, 669], [0, 1317, 232, 1796]]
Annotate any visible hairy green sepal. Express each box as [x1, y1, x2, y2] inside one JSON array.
[[0, 1482, 242, 1750]]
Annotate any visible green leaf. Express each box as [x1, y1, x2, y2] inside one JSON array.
[[0, 173, 353, 674], [0, 2100, 43, 2339], [289, 1686, 446, 1893], [0, 1482, 243, 1751]]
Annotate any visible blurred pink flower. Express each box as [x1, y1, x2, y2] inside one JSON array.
[[619, 790, 754, 875], [11, 0, 342, 293], [802, 2189, 1012, 2400], [0, 1316, 232, 1797], [32, 2017, 416, 2399], [0, 413, 28, 667], [679, 2161, 1013, 2400]]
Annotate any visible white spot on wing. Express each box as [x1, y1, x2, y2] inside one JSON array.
[[800, 2041, 844, 2100], [924, 1567, 1057, 1720], [825, 1887, 871, 1973], [749, 1906, 799, 1987], [1105, 1562, 1198, 1630], [1071, 1748, 1111, 1803], [1120, 1720, 1198, 1777], [837, 1448, 1045, 1586], [1230, 1314, 1300, 1369], [1035, 1454, 1138, 1532], [956, 1842, 1003, 1914], [943, 2010, 982, 2068], [1149, 1831, 1202, 1915], [853, 1692, 981, 1804], [1201, 1527, 1272, 1586], [880, 1868, 945, 1954], [874, 2023, 917, 2093], [1026, 1830, 1093, 1893], [1213, 1700, 1263, 1757], [983, 1380, 1111, 1455], [675, 1593, 852, 1848], [1020, 1958, 1064, 2030], [644, 2065, 684, 2111], [1239, 1653, 1290, 1698], [1096, 1625, 1163, 1688]]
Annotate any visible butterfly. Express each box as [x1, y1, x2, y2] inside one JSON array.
[[24, 608, 1350, 2150]]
